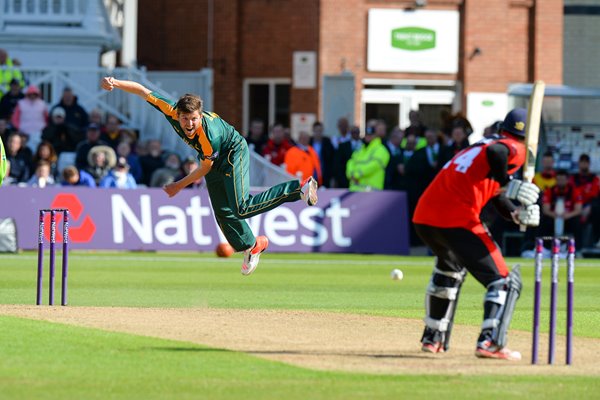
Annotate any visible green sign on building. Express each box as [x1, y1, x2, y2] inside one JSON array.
[[391, 27, 436, 51]]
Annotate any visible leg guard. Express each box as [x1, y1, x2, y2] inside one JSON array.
[[423, 267, 467, 351], [479, 265, 522, 348]]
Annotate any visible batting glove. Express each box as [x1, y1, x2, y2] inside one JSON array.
[[506, 179, 540, 206], [511, 204, 540, 227]]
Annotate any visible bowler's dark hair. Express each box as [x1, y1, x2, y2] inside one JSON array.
[[175, 94, 203, 114]]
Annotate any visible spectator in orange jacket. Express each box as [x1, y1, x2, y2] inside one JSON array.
[[284, 131, 322, 185]]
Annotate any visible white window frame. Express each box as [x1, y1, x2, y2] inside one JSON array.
[[243, 78, 292, 133], [361, 88, 456, 130]]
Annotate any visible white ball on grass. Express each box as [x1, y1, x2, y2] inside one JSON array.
[[390, 268, 403, 281]]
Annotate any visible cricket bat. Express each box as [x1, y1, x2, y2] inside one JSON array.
[[520, 80, 546, 232]]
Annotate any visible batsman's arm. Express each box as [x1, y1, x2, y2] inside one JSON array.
[[488, 143, 540, 205], [163, 159, 213, 198], [101, 77, 151, 99], [486, 143, 511, 186], [491, 194, 517, 221]]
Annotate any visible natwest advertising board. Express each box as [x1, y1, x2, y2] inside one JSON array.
[[0, 186, 409, 255]]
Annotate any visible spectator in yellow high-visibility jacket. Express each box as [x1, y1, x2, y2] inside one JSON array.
[[346, 125, 390, 192], [0, 136, 7, 186], [0, 49, 25, 99]]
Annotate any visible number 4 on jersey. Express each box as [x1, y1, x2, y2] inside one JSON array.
[[443, 147, 482, 173]]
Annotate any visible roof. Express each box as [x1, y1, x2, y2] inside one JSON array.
[[508, 84, 600, 98]]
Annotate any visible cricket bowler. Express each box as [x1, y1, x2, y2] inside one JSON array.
[[101, 77, 318, 275]]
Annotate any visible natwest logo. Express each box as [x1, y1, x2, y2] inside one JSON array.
[[44, 193, 96, 243], [109, 194, 351, 249]]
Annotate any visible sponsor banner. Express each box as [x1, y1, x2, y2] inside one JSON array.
[[367, 9, 459, 74], [0, 186, 409, 254]]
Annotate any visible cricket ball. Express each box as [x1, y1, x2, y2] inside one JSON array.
[[216, 242, 235, 258], [390, 268, 404, 281]]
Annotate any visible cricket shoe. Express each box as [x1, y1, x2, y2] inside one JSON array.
[[421, 342, 445, 354], [241, 236, 269, 276], [475, 340, 521, 361], [300, 176, 318, 206], [421, 327, 445, 354]]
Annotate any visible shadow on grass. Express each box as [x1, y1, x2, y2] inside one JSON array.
[[247, 349, 432, 360], [145, 346, 231, 353], [147, 346, 432, 360]]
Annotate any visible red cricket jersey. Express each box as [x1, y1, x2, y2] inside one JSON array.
[[262, 139, 293, 166], [542, 183, 583, 212], [413, 137, 526, 228], [569, 173, 600, 205]]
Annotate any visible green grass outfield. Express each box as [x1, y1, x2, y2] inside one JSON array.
[[1, 252, 599, 399]]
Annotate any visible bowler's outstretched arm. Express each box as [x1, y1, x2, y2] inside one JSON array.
[[101, 77, 151, 99]]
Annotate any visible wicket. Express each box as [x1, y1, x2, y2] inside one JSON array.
[[36, 208, 69, 306], [531, 236, 574, 365]]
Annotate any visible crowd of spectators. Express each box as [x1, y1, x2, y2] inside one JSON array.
[[486, 148, 600, 254], [523, 153, 600, 252], [2, 46, 599, 250], [0, 49, 205, 191], [1, 105, 184, 191], [244, 112, 600, 250]]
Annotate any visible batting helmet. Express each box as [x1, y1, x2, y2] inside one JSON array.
[[500, 108, 527, 138]]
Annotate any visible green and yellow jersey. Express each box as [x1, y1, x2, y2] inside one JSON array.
[[146, 91, 242, 170]]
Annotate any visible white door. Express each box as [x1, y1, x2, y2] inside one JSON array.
[[361, 88, 455, 133]]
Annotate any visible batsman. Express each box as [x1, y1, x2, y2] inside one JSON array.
[[413, 108, 541, 360], [100, 77, 318, 275]]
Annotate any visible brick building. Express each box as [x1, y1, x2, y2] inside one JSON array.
[[136, 0, 562, 139]]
